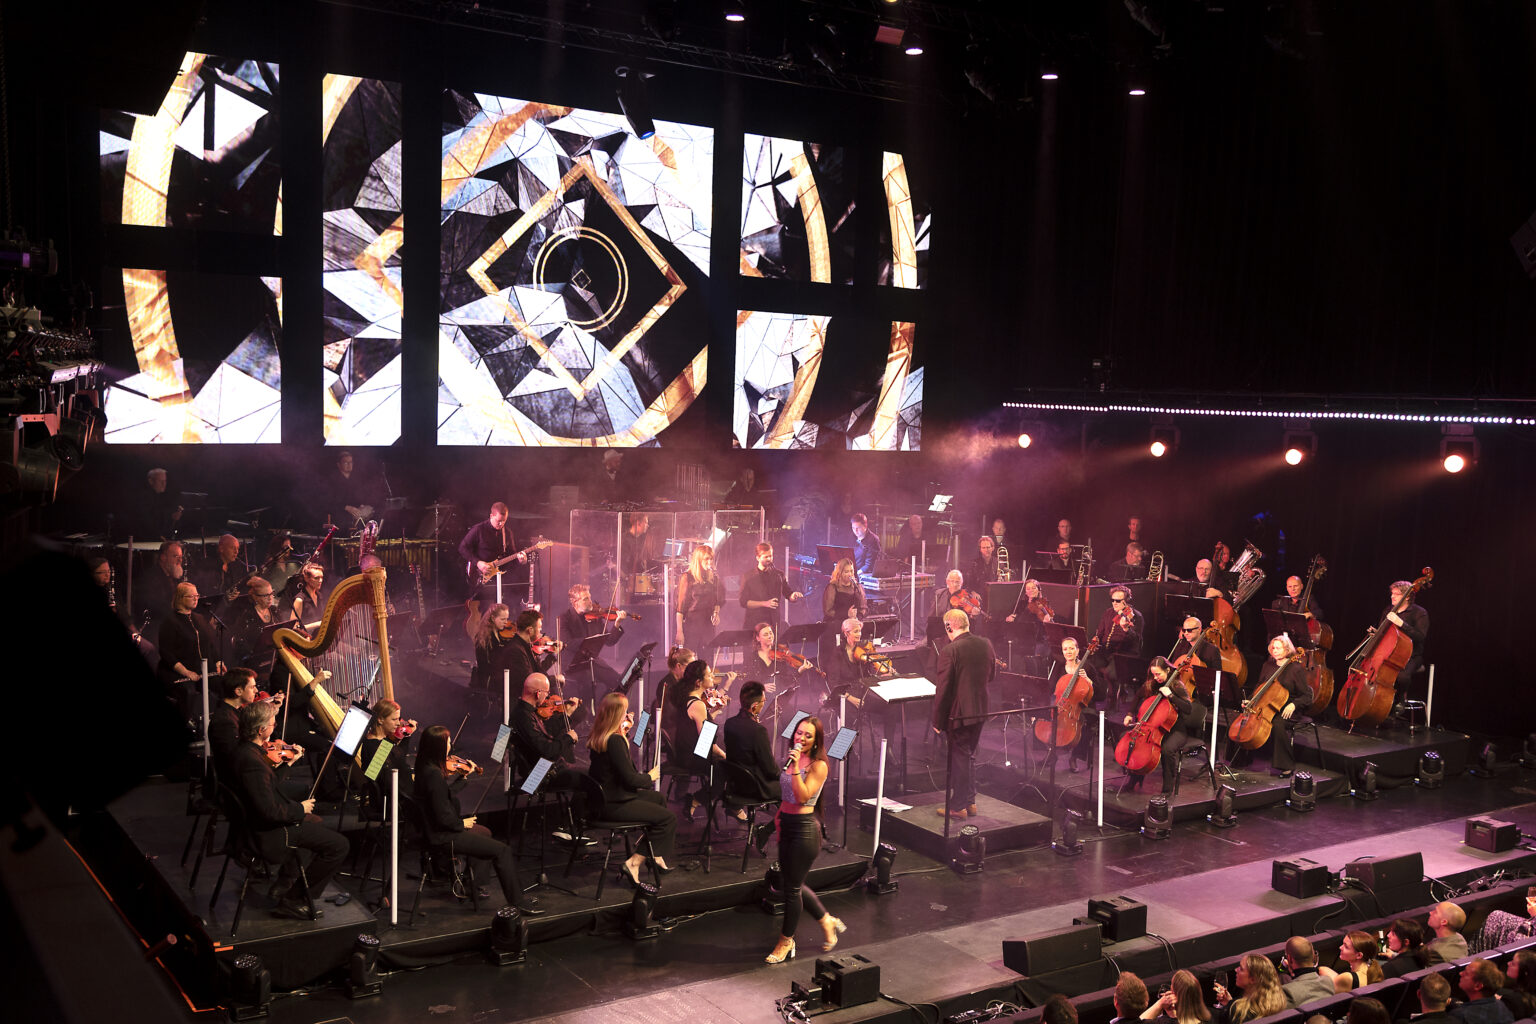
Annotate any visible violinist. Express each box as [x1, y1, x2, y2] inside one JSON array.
[[662, 659, 727, 818], [675, 544, 721, 653], [827, 616, 893, 708], [413, 724, 544, 916], [558, 583, 629, 703], [739, 543, 804, 628], [510, 672, 582, 783], [652, 645, 695, 712], [821, 557, 868, 663], [749, 622, 802, 691], [231, 701, 349, 920], [470, 603, 512, 692], [359, 698, 417, 781], [932, 570, 983, 621], [1271, 576, 1323, 621], [1240, 634, 1311, 777], [210, 667, 276, 774], [1120, 657, 1204, 796], [1005, 578, 1055, 659], [1089, 587, 1144, 707], [491, 609, 564, 695]]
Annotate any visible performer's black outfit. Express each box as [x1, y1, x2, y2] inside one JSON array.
[[1089, 604, 1144, 705], [134, 566, 181, 636], [157, 611, 213, 714], [1271, 595, 1324, 622], [893, 522, 928, 564], [1239, 657, 1311, 773], [852, 531, 881, 574], [932, 628, 997, 815], [588, 733, 675, 859], [490, 633, 558, 694], [208, 701, 242, 776], [413, 763, 530, 908], [722, 706, 779, 802], [458, 518, 518, 603], [1382, 601, 1429, 683], [227, 595, 277, 677], [820, 580, 867, 664], [557, 607, 624, 705], [1128, 676, 1207, 794], [738, 565, 796, 629], [510, 700, 581, 782], [1169, 635, 1224, 683], [676, 574, 720, 655], [967, 553, 1004, 590], [229, 741, 348, 906]]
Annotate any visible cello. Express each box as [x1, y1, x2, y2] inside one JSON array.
[[1297, 556, 1336, 715], [1034, 636, 1100, 749], [1115, 667, 1180, 775], [1336, 568, 1433, 728]]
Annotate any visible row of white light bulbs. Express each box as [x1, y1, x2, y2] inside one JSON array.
[[1002, 402, 1534, 425]]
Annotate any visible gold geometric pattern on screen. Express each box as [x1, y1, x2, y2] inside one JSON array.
[[882, 152, 918, 290]]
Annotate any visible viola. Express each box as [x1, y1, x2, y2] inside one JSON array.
[[1034, 636, 1100, 748], [1115, 680, 1180, 775], [446, 754, 483, 776], [948, 589, 982, 616], [264, 740, 302, 766], [849, 641, 894, 675], [583, 605, 641, 622], [1337, 567, 1433, 727]]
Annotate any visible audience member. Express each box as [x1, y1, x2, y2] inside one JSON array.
[[1043, 994, 1079, 1024], [1112, 971, 1149, 1024], [1350, 998, 1392, 1024], [1477, 887, 1536, 949], [1321, 931, 1385, 993], [1219, 953, 1288, 1024], [1498, 950, 1536, 1019], [1142, 969, 1213, 1024], [1451, 959, 1512, 1024], [1281, 936, 1337, 1007], [1383, 918, 1432, 979], [1428, 902, 1470, 964], [1408, 973, 1456, 1024]]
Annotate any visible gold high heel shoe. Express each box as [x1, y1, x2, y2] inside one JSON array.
[[764, 937, 796, 964], [821, 915, 847, 952]]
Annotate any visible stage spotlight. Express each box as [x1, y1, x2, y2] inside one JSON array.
[[626, 880, 664, 939], [952, 824, 985, 874], [1129, 87, 1148, 97], [1282, 422, 1316, 466], [1208, 784, 1238, 828], [1284, 448, 1304, 466], [1148, 423, 1179, 457], [1471, 743, 1498, 778], [903, 26, 925, 55], [344, 932, 382, 998], [1041, 70, 1060, 81], [1150, 440, 1167, 457], [1352, 761, 1379, 800], [1416, 751, 1444, 789], [868, 843, 899, 894], [1017, 433, 1032, 449], [1142, 796, 1172, 839], [488, 905, 528, 965], [724, 2, 745, 22], [1054, 810, 1084, 856], [1287, 771, 1316, 812], [1440, 424, 1477, 473], [3, 426, 61, 499], [226, 953, 272, 1021], [614, 66, 656, 140]]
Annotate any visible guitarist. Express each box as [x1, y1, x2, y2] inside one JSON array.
[[459, 502, 526, 603]]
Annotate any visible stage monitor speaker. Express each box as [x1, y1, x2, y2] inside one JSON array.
[[1088, 896, 1147, 942], [1465, 817, 1519, 853], [1003, 922, 1103, 976], [814, 954, 880, 1009], [1344, 853, 1423, 892], [1272, 857, 1331, 898]]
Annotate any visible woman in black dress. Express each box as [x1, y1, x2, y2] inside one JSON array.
[[661, 659, 728, 817], [1247, 633, 1311, 777], [471, 603, 511, 692], [587, 692, 676, 884], [820, 558, 867, 665], [675, 545, 720, 654]]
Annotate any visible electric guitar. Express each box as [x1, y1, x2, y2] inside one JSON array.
[[467, 538, 553, 586]]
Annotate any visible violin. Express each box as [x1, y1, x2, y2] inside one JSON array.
[[583, 605, 641, 622], [391, 719, 417, 741], [850, 641, 895, 675], [445, 754, 483, 776], [704, 688, 730, 711], [766, 645, 826, 677], [1035, 636, 1100, 748], [1337, 567, 1433, 727], [264, 740, 302, 766], [1027, 596, 1055, 623], [948, 589, 982, 616], [530, 634, 563, 656], [535, 694, 569, 719]]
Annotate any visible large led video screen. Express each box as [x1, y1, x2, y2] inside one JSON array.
[[100, 269, 283, 443], [877, 150, 930, 290], [438, 91, 714, 446], [735, 312, 921, 450], [322, 75, 404, 445], [100, 52, 282, 233], [740, 134, 855, 285]]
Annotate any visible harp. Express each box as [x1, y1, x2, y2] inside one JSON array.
[[271, 563, 394, 757]]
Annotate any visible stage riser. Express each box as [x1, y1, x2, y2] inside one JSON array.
[[1295, 724, 1471, 778], [857, 792, 1053, 861]]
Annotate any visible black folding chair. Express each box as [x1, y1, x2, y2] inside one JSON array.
[[563, 772, 653, 902], [207, 782, 312, 937], [400, 795, 479, 927], [721, 761, 779, 874]]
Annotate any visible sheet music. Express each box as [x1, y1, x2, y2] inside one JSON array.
[[869, 675, 937, 703]]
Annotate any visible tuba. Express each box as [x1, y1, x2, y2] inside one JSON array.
[[1231, 541, 1265, 609], [1146, 551, 1164, 582]]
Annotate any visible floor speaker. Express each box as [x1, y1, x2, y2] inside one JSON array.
[[1344, 853, 1423, 892], [1003, 922, 1103, 975]]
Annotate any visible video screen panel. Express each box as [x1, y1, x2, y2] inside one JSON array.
[[876, 150, 930, 290], [735, 312, 921, 450], [100, 52, 282, 233], [101, 269, 283, 443], [437, 91, 714, 446], [322, 75, 404, 445], [740, 134, 854, 285]]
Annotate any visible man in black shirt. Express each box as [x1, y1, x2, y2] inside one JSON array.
[[1047, 539, 1075, 573], [1089, 586, 1144, 706], [1109, 543, 1147, 583], [1271, 575, 1323, 622], [558, 584, 629, 703], [723, 681, 779, 806], [1383, 578, 1430, 682], [493, 609, 563, 693], [850, 513, 881, 574], [459, 502, 524, 602], [738, 543, 804, 628], [509, 672, 582, 781], [135, 540, 186, 634]]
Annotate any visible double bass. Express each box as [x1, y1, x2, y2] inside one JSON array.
[[1034, 636, 1100, 749], [1297, 556, 1336, 715], [1115, 671, 1180, 775], [1207, 543, 1249, 686], [1336, 568, 1433, 728]]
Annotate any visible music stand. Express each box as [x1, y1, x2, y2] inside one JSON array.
[[867, 675, 937, 795], [780, 622, 824, 648], [1260, 609, 1316, 650], [1164, 594, 1216, 631], [618, 641, 658, 696], [1032, 567, 1072, 585], [1040, 621, 1089, 652], [704, 628, 756, 661]]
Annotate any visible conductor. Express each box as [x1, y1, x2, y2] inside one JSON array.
[[932, 609, 997, 821]]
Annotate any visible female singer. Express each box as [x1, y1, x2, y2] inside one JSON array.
[[662, 659, 727, 817], [587, 692, 676, 885], [413, 725, 541, 915], [820, 557, 867, 664], [675, 544, 720, 653], [1213, 953, 1287, 1024], [1319, 930, 1384, 993], [1250, 634, 1311, 777], [1121, 656, 1204, 796], [765, 715, 846, 963], [471, 603, 511, 692]]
